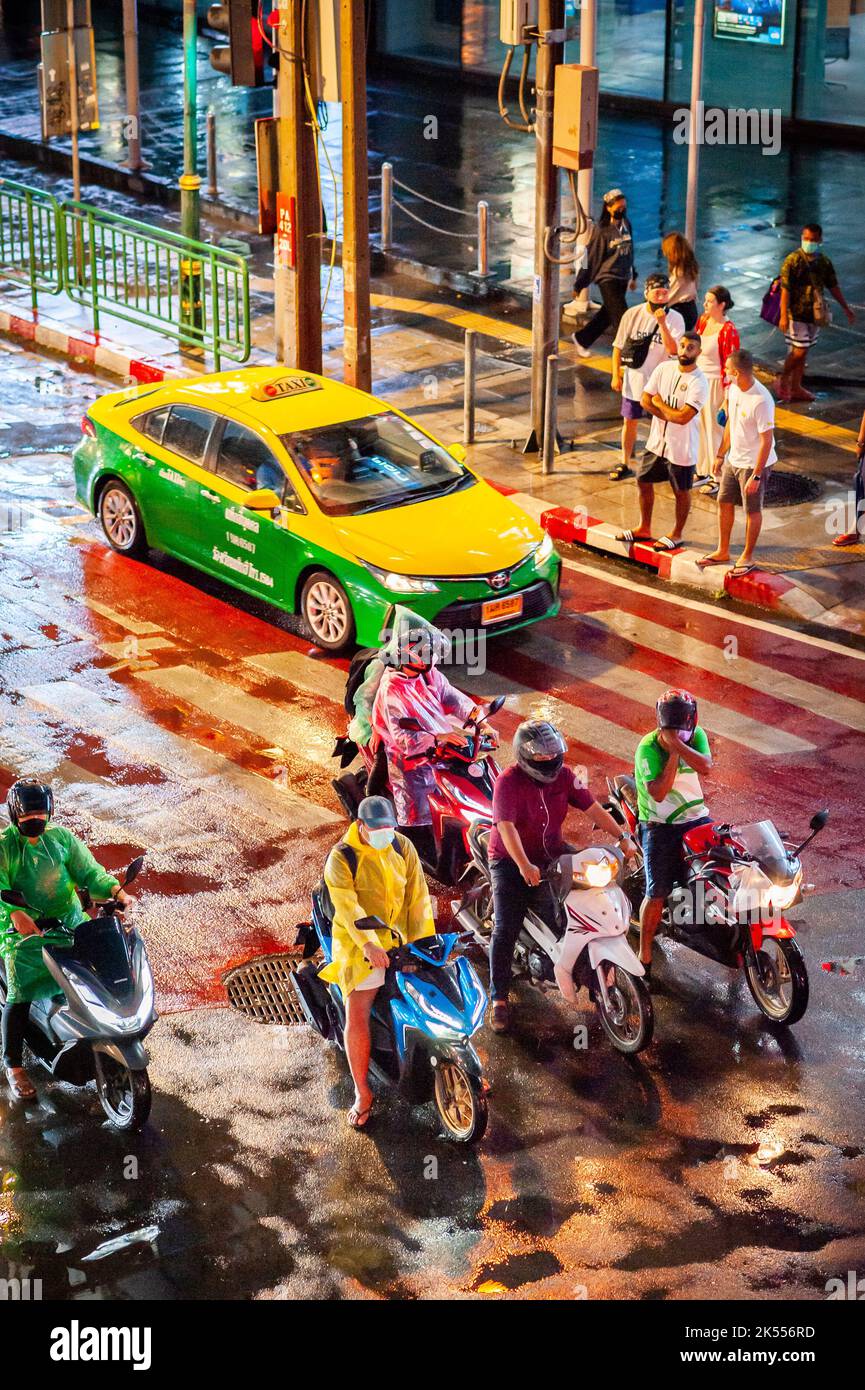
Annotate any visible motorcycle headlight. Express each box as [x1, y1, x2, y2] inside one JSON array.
[[768, 872, 802, 912], [361, 562, 439, 594], [534, 532, 555, 566], [574, 854, 618, 889]]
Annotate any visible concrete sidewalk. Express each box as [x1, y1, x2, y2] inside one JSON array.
[[2, 270, 863, 640]]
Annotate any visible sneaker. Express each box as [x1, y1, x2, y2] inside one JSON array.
[[833, 532, 862, 547], [489, 999, 510, 1033], [571, 335, 592, 359], [562, 298, 581, 319]]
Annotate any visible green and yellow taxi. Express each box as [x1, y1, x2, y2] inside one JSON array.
[[74, 366, 561, 652]]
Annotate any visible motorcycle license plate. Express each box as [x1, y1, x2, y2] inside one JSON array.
[[482, 594, 523, 624]]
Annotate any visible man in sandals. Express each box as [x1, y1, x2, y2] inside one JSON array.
[[697, 349, 776, 577], [617, 330, 707, 553], [610, 273, 685, 484]]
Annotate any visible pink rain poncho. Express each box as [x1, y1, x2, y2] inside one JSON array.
[[370, 609, 475, 827]]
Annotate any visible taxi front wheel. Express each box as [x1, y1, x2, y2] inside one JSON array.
[[99, 481, 148, 559], [300, 570, 356, 654]]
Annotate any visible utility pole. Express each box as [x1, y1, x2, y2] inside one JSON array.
[[527, 0, 565, 453], [65, 0, 81, 199], [574, 0, 596, 311], [685, 0, 705, 248], [340, 0, 371, 391], [180, 0, 201, 242], [274, 0, 322, 371], [122, 0, 142, 172]]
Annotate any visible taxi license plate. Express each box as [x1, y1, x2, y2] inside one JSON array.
[[481, 594, 523, 625]]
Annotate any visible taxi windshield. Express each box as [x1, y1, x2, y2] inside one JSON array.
[[280, 413, 475, 516]]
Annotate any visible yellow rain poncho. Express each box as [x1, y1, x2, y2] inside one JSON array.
[[319, 820, 435, 998], [0, 824, 119, 1005]]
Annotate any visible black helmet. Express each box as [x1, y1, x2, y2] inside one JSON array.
[[7, 781, 54, 830], [514, 720, 567, 784], [656, 688, 698, 734]]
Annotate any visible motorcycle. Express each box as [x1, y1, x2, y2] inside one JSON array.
[[453, 825, 654, 1054], [0, 855, 156, 1129], [604, 774, 827, 1026], [331, 695, 506, 885], [292, 885, 489, 1142]]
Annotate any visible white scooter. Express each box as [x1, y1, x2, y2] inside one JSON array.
[[453, 831, 653, 1054]]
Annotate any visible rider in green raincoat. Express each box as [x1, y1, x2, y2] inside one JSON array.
[[1, 782, 129, 1099]]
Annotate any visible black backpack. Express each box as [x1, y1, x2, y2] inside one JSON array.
[[343, 646, 380, 715], [316, 835, 410, 923]]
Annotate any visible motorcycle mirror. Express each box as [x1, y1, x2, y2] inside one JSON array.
[[124, 854, 146, 887], [487, 695, 506, 716], [0, 889, 27, 907], [810, 809, 829, 832], [397, 716, 423, 731]]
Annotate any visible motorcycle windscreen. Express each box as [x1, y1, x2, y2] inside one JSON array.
[[43, 918, 136, 1001], [731, 820, 798, 885]]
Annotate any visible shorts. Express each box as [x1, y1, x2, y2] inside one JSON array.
[[621, 395, 646, 420], [641, 818, 710, 900], [636, 448, 695, 493], [718, 462, 769, 514], [785, 319, 820, 351], [356, 966, 386, 992]]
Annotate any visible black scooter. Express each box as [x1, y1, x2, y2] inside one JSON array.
[[0, 855, 156, 1130]]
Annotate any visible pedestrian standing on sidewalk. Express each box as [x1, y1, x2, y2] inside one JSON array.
[[661, 232, 700, 331], [832, 408, 865, 547], [568, 188, 637, 354], [615, 330, 707, 552], [776, 224, 855, 402], [695, 286, 740, 491], [609, 273, 685, 483], [698, 349, 777, 577]]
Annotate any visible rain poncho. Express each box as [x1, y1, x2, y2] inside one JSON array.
[[370, 608, 475, 826], [319, 819, 435, 998], [0, 824, 119, 1005]]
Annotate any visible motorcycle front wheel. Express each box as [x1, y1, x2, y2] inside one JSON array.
[[595, 966, 654, 1054], [433, 1061, 488, 1143], [744, 936, 809, 1025], [93, 1050, 152, 1131]]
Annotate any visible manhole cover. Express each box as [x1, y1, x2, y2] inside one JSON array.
[[765, 469, 821, 507], [224, 953, 306, 1026]]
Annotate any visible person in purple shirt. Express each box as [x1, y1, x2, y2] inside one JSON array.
[[487, 720, 639, 1033]]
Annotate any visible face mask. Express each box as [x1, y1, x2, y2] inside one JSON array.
[[19, 817, 48, 838], [367, 828, 395, 851], [802, 240, 820, 255], [677, 729, 694, 744]]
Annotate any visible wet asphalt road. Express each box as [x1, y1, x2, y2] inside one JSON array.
[[0, 340, 864, 1299]]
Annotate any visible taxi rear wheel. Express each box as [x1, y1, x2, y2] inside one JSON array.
[[98, 481, 147, 558], [300, 571, 356, 654]]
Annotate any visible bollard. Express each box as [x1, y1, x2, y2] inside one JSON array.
[[542, 353, 558, 476], [463, 329, 477, 447], [206, 108, 218, 199], [381, 162, 393, 250], [477, 200, 489, 277]]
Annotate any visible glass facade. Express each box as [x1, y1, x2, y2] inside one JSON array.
[[373, 0, 865, 128]]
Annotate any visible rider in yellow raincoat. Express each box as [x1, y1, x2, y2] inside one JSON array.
[[320, 796, 434, 1129], [1, 782, 127, 1099]]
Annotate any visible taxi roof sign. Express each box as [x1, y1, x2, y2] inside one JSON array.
[[252, 375, 322, 402]]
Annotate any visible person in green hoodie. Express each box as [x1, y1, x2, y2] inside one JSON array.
[[0, 782, 132, 1099]]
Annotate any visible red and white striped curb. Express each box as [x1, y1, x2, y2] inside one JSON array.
[[0, 304, 180, 385], [487, 481, 827, 623]]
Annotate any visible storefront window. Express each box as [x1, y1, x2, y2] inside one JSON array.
[[795, 0, 865, 125]]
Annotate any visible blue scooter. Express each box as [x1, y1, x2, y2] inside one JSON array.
[[292, 886, 489, 1142]]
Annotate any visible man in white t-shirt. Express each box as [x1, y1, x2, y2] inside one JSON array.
[[609, 273, 685, 483], [616, 331, 707, 552], [697, 348, 777, 576]]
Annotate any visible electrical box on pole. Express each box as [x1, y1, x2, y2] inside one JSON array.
[[307, 0, 342, 102], [207, 0, 268, 87], [499, 0, 538, 45], [552, 64, 598, 170], [38, 0, 99, 139]]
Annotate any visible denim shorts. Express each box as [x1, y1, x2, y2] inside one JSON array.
[[641, 818, 710, 900]]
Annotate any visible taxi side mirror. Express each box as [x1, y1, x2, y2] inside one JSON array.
[[244, 488, 283, 512], [448, 443, 467, 463]]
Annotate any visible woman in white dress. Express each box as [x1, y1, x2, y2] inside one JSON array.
[[695, 285, 740, 492]]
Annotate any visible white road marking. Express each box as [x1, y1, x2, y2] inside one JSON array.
[[78, 597, 164, 636], [243, 649, 347, 705], [460, 669, 639, 762]]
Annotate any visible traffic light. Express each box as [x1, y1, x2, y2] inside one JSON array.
[[207, 1, 267, 88]]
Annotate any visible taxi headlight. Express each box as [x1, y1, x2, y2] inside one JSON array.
[[534, 532, 555, 566], [362, 562, 440, 594]]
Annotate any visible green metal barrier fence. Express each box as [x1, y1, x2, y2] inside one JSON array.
[[0, 179, 250, 371], [0, 178, 64, 313]]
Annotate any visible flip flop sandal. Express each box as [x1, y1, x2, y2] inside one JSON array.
[[615, 529, 653, 544], [652, 536, 681, 552], [728, 563, 758, 577], [348, 1099, 375, 1130], [6, 1067, 36, 1100], [695, 554, 730, 569], [609, 464, 633, 481]]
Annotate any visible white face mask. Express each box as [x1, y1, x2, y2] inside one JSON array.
[[367, 828, 395, 851]]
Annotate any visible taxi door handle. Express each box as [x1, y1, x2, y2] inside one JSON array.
[[130, 449, 154, 468], [200, 489, 221, 503]]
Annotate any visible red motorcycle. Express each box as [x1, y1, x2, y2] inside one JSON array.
[[332, 695, 506, 885], [604, 775, 828, 1025]]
